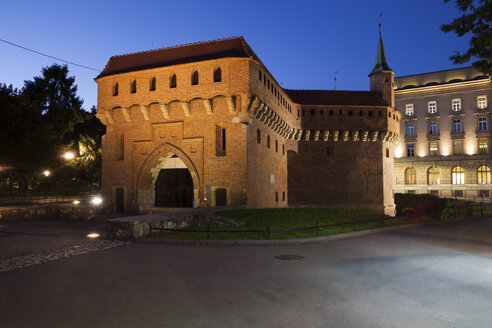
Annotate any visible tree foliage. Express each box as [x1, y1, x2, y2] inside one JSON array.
[[441, 0, 492, 75], [0, 65, 104, 194]]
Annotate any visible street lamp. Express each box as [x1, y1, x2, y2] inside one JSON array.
[[42, 170, 51, 177], [62, 151, 75, 160]]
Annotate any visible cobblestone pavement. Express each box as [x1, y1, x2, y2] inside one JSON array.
[[0, 239, 131, 272]]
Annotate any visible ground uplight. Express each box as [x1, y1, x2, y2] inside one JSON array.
[[87, 233, 100, 238], [91, 197, 103, 205]]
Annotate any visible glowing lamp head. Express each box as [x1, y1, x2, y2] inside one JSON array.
[[87, 233, 100, 238], [43, 170, 51, 177], [91, 197, 103, 205], [62, 152, 75, 160], [73, 200, 80, 205]]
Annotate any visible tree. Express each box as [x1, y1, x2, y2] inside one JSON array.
[[0, 64, 100, 194], [441, 0, 492, 75]]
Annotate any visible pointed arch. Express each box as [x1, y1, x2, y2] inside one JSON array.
[[170, 74, 177, 88], [150, 76, 156, 91], [135, 142, 201, 211], [191, 70, 199, 85], [113, 82, 119, 96], [213, 67, 222, 82]]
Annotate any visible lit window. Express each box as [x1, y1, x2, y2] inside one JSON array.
[[150, 77, 156, 91], [453, 140, 463, 155], [478, 166, 491, 184], [478, 117, 487, 131], [429, 141, 438, 156], [428, 167, 440, 185], [170, 74, 177, 88], [405, 104, 414, 116], [406, 123, 415, 137], [130, 80, 136, 93], [478, 96, 487, 109], [191, 71, 199, 85], [407, 143, 415, 157], [452, 98, 461, 111], [405, 167, 417, 184], [452, 166, 465, 184], [213, 67, 222, 82], [452, 119, 462, 133], [428, 101, 437, 113], [429, 121, 438, 135], [479, 139, 488, 154], [113, 82, 119, 96]]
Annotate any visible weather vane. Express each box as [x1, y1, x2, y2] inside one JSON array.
[[379, 13, 384, 29]]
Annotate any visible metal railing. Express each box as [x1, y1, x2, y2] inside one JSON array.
[[149, 202, 492, 240]]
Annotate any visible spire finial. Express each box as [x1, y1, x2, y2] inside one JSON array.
[[369, 14, 393, 76], [334, 71, 338, 90]]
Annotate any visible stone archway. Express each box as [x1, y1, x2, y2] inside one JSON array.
[[135, 143, 200, 212]]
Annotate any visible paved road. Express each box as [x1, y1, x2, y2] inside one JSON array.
[[1, 218, 492, 327], [0, 220, 107, 260]]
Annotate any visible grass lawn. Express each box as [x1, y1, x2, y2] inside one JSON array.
[[152, 208, 410, 240]]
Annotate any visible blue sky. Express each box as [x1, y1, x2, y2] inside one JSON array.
[[0, 0, 471, 110]]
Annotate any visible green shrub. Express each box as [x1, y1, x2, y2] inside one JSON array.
[[394, 193, 447, 218]]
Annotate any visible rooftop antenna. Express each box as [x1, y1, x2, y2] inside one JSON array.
[[334, 71, 338, 90]]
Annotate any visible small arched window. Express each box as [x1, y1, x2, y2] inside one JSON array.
[[150, 77, 156, 91], [130, 80, 137, 93], [275, 140, 278, 152], [257, 129, 261, 144], [405, 167, 417, 185], [452, 166, 465, 184], [213, 67, 222, 82], [170, 74, 177, 88], [428, 167, 440, 185], [267, 135, 271, 148], [191, 71, 199, 85], [478, 166, 491, 184], [113, 82, 119, 96]]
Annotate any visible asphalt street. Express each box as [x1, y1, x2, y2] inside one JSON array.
[[1, 218, 492, 328]]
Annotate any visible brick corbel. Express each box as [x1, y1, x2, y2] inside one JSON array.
[[140, 106, 150, 120], [159, 104, 170, 119]]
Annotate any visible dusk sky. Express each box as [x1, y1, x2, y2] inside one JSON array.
[[1, 0, 472, 110]]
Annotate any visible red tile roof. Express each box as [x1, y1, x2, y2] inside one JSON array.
[[284, 89, 388, 106], [96, 36, 262, 79]]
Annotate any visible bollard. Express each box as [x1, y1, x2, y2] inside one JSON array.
[[207, 225, 210, 240], [315, 220, 319, 237], [267, 225, 270, 240], [352, 217, 356, 231]]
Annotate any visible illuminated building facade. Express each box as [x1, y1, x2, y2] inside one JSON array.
[[394, 67, 492, 197], [95, 35, 400, 215]]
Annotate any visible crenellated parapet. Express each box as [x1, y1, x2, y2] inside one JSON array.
[[247, 95, 400, 144]]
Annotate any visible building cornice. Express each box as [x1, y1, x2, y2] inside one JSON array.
[[395, 78, 491, 95]]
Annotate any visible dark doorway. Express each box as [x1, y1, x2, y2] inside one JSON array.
[[116, 188, 124, 212], [215, 188, 227, 206], [155, 169, 194, 207]]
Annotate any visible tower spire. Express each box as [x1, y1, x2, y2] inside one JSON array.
[[369, 14, 393, 76]]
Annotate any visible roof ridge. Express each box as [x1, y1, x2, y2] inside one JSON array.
[[109, 36, 244, 59], [285, 89, 377, 93]]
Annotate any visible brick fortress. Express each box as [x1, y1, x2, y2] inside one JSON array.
[[95, 34, 400, 215]]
